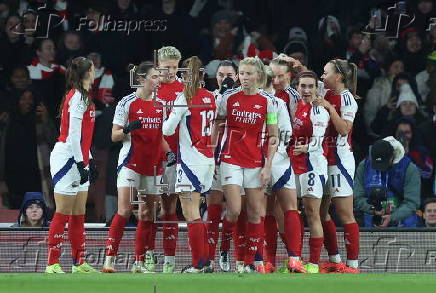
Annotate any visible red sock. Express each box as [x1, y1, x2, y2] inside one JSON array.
[[255, 217, 265, 262], [322, 220, 339, 256], [105, 213, 129, 256], [309, 237, 324, 265], [135, 220, 152, 261], [147, 222, 157, 251], [206, 204, 222, 260], [279, 232, 288, 250], [284, 210, 301, 257], [234, 212, 247, 261], [343, 222, 360, 260], [220, 218, 235, 252], [68, 215, 86, 265], [162, 214, 178, 256], [244, 222, 262, 266], [47, 213, 69, 265], [299, 213, 305, 256], [264, 215, 277, 266], [203, 223, 210, 263], [187, 219, 205, 267]]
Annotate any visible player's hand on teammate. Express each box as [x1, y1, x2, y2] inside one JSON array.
[[76, 161, 89, 185], [260, 165, 272, 189], [277, 54, 307, 72], [123, 120, 142, 134], [293, 141, 308, 155], [89, 159, 99, 184], [166, 152, 177, 167], [313, 96, 332, 111]]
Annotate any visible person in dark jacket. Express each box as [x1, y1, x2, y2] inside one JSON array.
[[13, 192, 49, 227]]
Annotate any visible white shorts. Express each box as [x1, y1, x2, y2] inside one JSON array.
[[327, 164, 355, 197], [117, 167, 162, 195], [271, 151, 296, 191], [295, 171, 327, 199], [50, 150, 89, 196], [210, 165, 245, 195], [175, 163, 214, 194], [220, 162, 262, 189], [162, 164, 176, 194]]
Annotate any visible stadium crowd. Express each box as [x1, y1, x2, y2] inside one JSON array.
[[0, 0, 435, 230]]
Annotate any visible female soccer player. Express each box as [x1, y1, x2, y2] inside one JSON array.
[[156, 46, 185, 273], [163, 56, 216, 273], [207, 60, 239, 271], [263, 66, 303, 272], [215, 57, 278, 273], [102, 61, 172, 273], [290, 71, 330, 273], [317, 59, 360, 273], [46, 56, 97, 273]]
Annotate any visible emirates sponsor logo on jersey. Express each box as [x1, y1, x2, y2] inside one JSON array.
[[137, 109, 143, 114], [253, 104, 262, 109], [139, 117, 162, 129], [231, 109, 262, 124], [293, 117, 304, 128], [232, 102, 240, 107], [202, 97, 211, 103]]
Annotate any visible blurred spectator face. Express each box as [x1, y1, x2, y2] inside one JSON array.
[[37, 39, 56, 63], [349, 33, 363, 50], [395, 122, 413, 142], [10, 67, 31, 90], [270, 63, 291, 92], [289, 52, 306, 66], [239, 64, 258, 91], [216, 65, 237, 89], [118, 0, 131, 10], [406, 32, 422, 53], [399, 101, 417, 116], [86, 8, 102, 29], [23, 12, 36, 35], [418, 0, 433, 14], [64, 33, 81, 51], [5, 15, 22, 41], [213, 19, 232, 39], [158, 59, 179, 83], [423, 202, 436, 227], [388, 60, 405, 77], [25, 203, 43, 224], [87, 53, 102, 69], [162, 0, 176, 15], [0, 3, 9, 18], [19, 90, 34, 115]]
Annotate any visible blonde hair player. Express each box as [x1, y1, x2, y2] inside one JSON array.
[[45, 57, 97, 274], [317, 59, 360, 274], [163, 56, 216, 273], [214, 57, 278, 273]]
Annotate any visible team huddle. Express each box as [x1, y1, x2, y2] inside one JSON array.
[[45, 45, 360, 274]]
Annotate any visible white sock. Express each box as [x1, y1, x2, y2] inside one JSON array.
[[329, 254, 342, 263], [164, 256, 175, 265], [346, 259, 358, 268]]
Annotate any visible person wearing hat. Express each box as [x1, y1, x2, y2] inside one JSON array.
[[353, 136, 421, 227], [416, 50, 436, 103], [12, 192, 49, 227]]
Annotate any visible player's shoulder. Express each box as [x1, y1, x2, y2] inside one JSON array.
[[340, 89, 357, 107], [311, 104, 329, 118], [222, 87, 241, 99], [258, 89, 277, 103], [285, 86, 300, 102], [118, 92, 138, 107]]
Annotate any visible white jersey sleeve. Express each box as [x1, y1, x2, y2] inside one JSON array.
[[113, 94, 135, 126], [276, 98, 292, 146], [162, 93, 188, 136], [308, 106, 329, 153], [69, 91, 87, 119], [340, 90, 358, 122]]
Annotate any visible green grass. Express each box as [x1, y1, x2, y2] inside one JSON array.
[[1, 273, 436, 293]]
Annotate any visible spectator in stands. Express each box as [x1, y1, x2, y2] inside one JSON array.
[[6, 65, 31, 92], [354, 137, 421, 227], [87, 52, 114, 108], [365, 56, 405, 136], [418, 98, 436, 164], [397, 27, 427, 76], [283, 27, 309, 66], [409, 0, 435, 33], [57, 31, 85, 66], [416, 51, 436, 110], [422, 198, 436, 227], [13, 192, 49, 227], [21, 9, 38, 64], [371, 77, 425, 136], [27, 38, 66, 119], [390, 117, 434, 199], [1, 88, 56, 209], [111, 0, 139, 20]]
